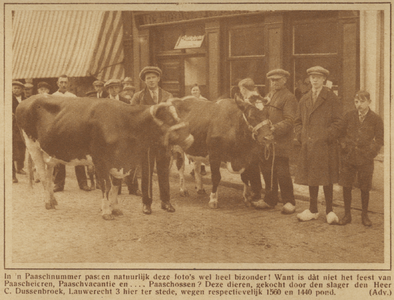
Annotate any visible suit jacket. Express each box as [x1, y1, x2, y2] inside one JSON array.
[[294, 87, 342, 186], [12, 94, 26, 143], [130, 87, 173, 106], [338, 109, 383, 166], [264, 87, 298, 158], [99, 90, 109, 98]]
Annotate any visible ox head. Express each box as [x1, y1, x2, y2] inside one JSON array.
[[150, 102, 194, 150], [234, 94, 274, 146]]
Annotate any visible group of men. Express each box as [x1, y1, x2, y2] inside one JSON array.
[[239, 66, 383, 227], [12, 63, 383, 227]]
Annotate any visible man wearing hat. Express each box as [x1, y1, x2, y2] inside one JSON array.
[[12, 81, 27, 182], [92, 80, 108, 98], [52, 75, 91, 193], [24, 83, 34, 98], [104, 79, 129, 104], [131, 66, 174, 215], [295, 66, 342, 224], [37, 81, 51, 94], [120, 77, 135, 102], [250, 69, 298, 214]]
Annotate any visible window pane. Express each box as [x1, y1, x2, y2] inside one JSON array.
[[231, 60, 265, 86], [294, 57, 339, 87], [294, 22, 338, 54], [230, 26, 264, 57]]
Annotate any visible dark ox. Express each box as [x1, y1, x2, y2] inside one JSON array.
[[170, 96, 271, 208], [15, 95, 193, 220]]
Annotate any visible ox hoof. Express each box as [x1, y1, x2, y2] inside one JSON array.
[[179, 190, 189, 197], [197, 189, 207, 195], [102, 214, 115, 220], [45, 202, 56, 210], [112, 209, 123, 216], [208, 201, 218, 209]]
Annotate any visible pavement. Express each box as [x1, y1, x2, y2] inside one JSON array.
[[170, 161, 384, 215]]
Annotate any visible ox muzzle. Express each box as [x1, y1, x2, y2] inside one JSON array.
[[163, 122, 194, 150]]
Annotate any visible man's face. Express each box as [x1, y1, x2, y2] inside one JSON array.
[[57, 77, 69, 93], [38, 87, 49, 94], [108, 85, 122, 97], [94, 84, 103, 93], [12, 85, 23, 96], [309, 74, 326, 90], [270, 77, 287, 91], [354, 97, 371, 113], [144, 73, 160, 90], [25, 88, 33, 97]]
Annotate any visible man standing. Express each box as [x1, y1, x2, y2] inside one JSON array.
[[12, 81, 26, 182], [24, 83, 34, 98], [295, 66, 342, 224], [253, 69, 297, 214], [52, 75, 91, 192], [131, 66, 174, 214], [92, 80, 108, 98], [104, 79, 129, 104], [120, 77, 135, 102]]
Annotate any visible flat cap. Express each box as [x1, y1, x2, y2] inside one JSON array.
[[104, 79, 122, 89], [37, 81, 51, 90], [307, 66, 329, 77], [266, 69, 290, 79], [24, 83, 34, 89], [139, 66, 162, 81], [122, 77, 133, 85], [93, 80, 105, 86], [123, 86, 135, 91], [12, 80, 24, 88]]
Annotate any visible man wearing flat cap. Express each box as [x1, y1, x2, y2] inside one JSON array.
[[120, 77, 135, 102], [251, 69, 298, 214], [24, 83, 34, 98], [92, 80, 108, 98], [104, 79, 129, 104], [131, 66, 175, 215], [37, 81, 51, 94], [12, 81, 27, 182], [295, 66, 342, 224]]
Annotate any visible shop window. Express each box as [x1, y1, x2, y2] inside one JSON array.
[[228, 24, 265, 95], [294, 22, 338, 54]]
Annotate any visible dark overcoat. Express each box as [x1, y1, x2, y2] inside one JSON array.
[[12, 94, 25, 143], [265, 87, 298, 158], [294, 87, 342, 186], [130, 87, 173, 105]]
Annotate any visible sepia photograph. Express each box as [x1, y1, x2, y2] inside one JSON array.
[[2, 1, 392, 299]]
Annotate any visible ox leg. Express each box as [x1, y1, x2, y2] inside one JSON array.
[[208, 160, 221, 208], [101, 177, 115, 220], [194, 161, 206, 195], [109, 176, 123, 217], [176, 151, 189, 197]]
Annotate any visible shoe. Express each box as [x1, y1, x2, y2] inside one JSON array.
[[53, 185, 64, 193], [200, 165, 207, 176], [161, 202, 175, 212], [338, 214, 352, 225], [297, 209, 319, 221], [282, 203, 296, 214], [16, 169, 27, 175], [251, 200, 273, 210], [362, 213, 372, 227], [129, 189, 142, 196], [142, 204, 152, 215], [326, 211, 339, 225], [80, 185, 91, 192], [13, 177, 18, 183]]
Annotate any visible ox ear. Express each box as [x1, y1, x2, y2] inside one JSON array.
[[234, 93, 249, 112]]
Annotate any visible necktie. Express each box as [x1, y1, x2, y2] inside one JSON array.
[[152, 91, 158, 103], [359, 112, 367, 123]]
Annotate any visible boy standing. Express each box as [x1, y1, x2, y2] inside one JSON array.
[[337, 90, 383, 226]]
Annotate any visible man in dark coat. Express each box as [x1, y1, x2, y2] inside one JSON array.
[[295, 66, 342, 224], [12, 81, 26, 182], [252, 69, 298, 214], [131, 66, 174, 214], [337, 90, 383, 226], [92, 80, 109, 98], [104, 79, 129, 104]]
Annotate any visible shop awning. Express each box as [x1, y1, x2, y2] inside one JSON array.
[[13, 11, 125, 81]]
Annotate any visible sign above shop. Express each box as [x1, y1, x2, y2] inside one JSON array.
[[174, 35, 205, 49]]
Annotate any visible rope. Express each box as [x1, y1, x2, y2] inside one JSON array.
[[260, 142, 276, 192]]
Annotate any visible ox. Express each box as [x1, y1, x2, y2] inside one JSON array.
[[15, 95, 193, 220], [170, 96, 271, 208]]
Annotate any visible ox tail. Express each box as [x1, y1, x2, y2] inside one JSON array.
[[27, 153, 34, 189], [226, 162, 245, 174]]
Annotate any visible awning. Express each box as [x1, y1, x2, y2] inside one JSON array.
[[13, 11, 125, 81]]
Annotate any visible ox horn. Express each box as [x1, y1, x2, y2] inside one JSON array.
[[226, 162, 245, 174]]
